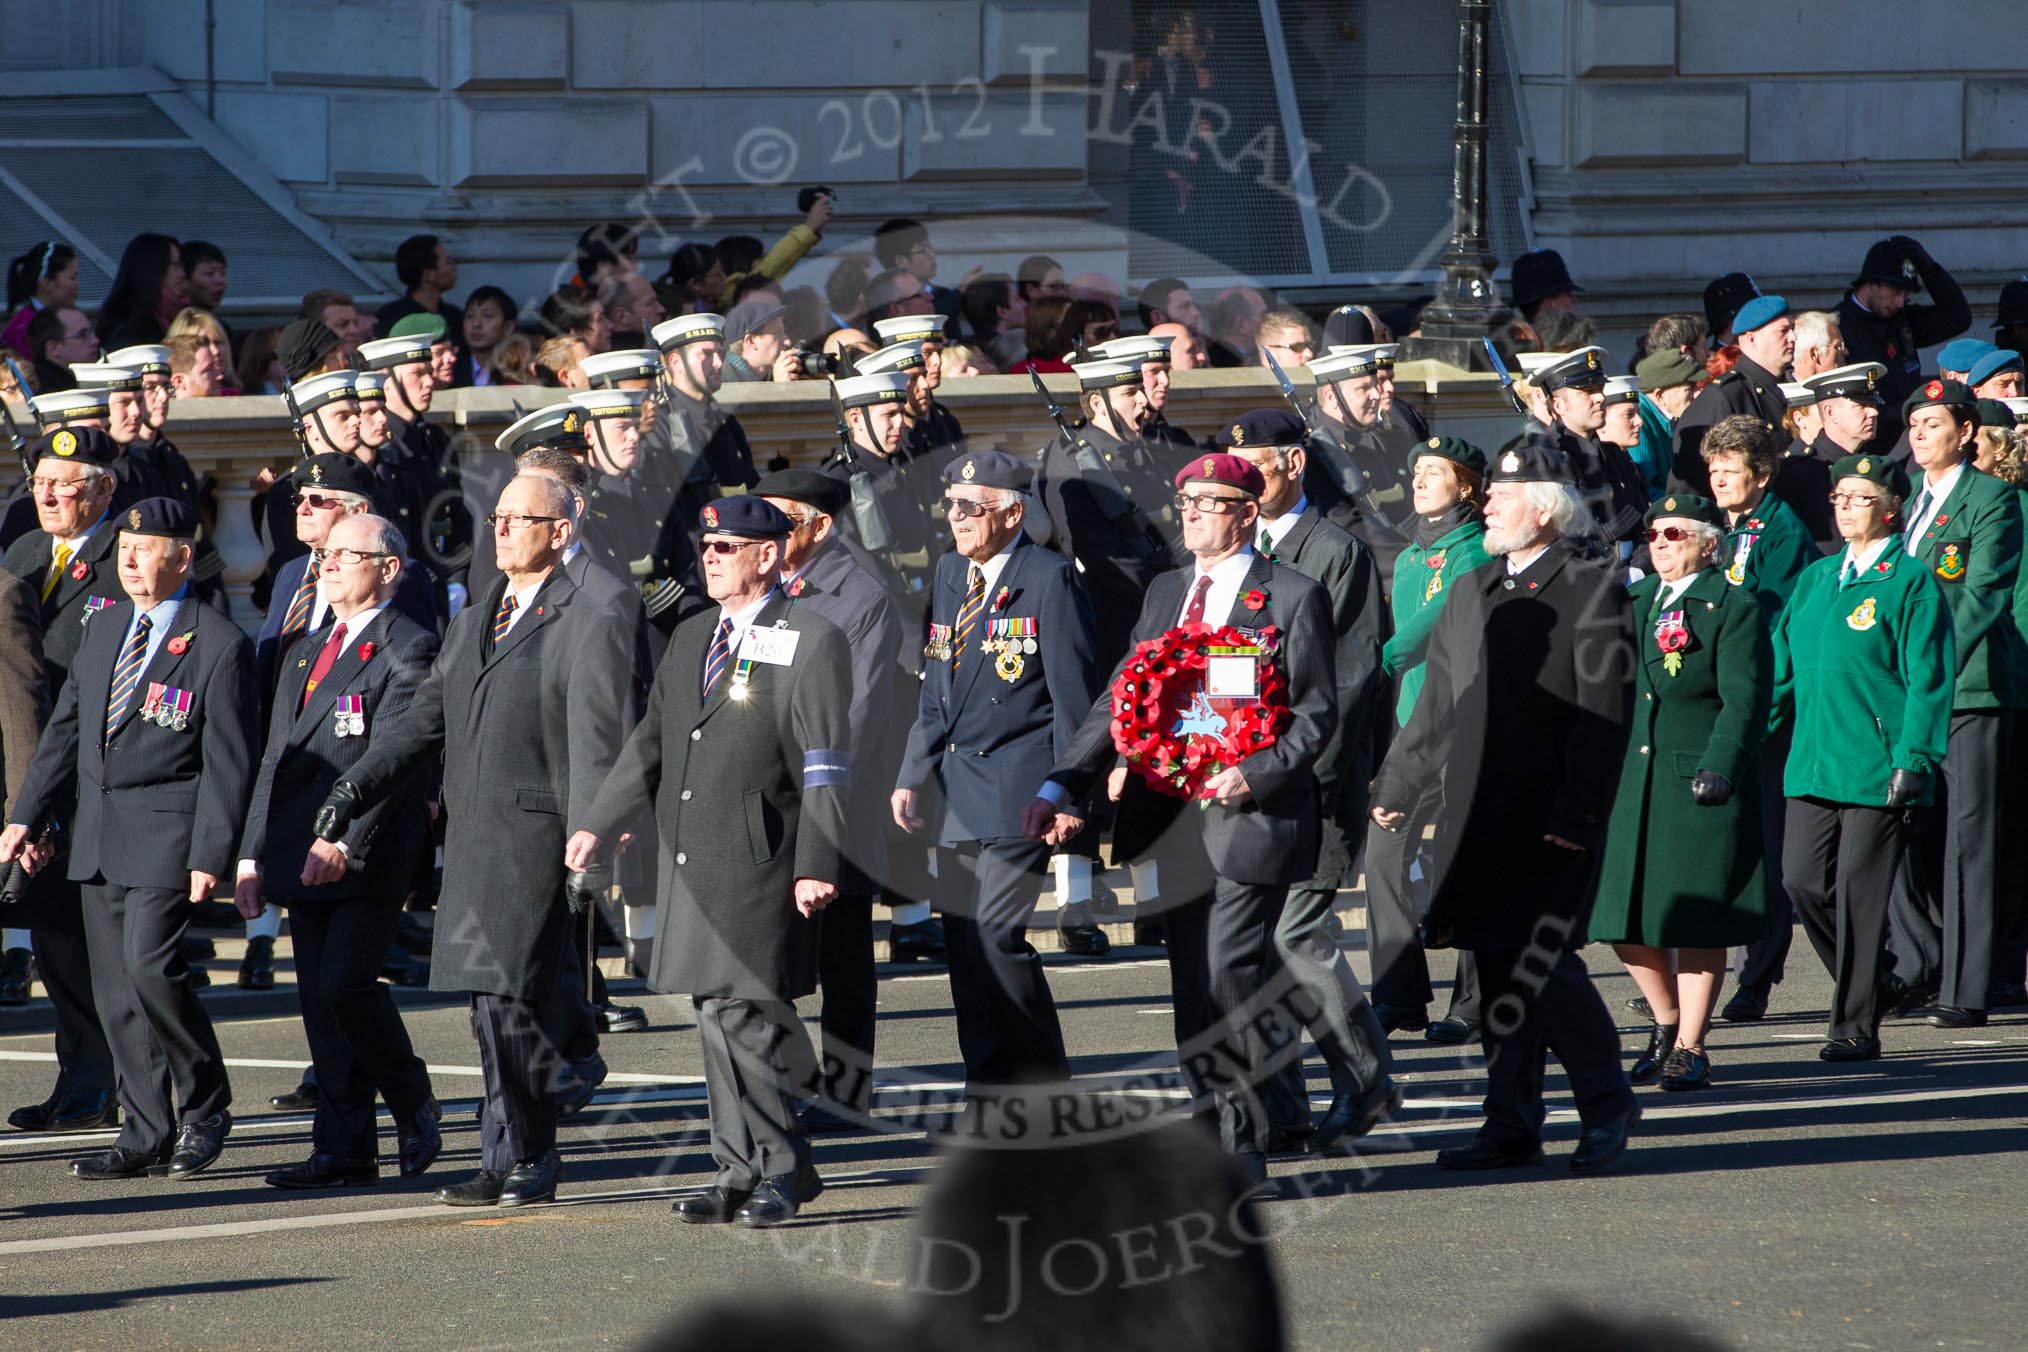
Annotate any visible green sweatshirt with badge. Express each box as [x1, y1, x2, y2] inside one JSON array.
[[1772, 545, 1954, 807], [1380, 518, 1492, 727], [1901, 464, 2025, 710]]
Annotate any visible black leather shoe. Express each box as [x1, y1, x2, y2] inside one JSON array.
[[1435, 1137, 1546, 1170], [187, 963, 211, 989], [48, 1089, 120, 1131], [437, 1169, 507, 1207], [167, 1111, 230, 1178], [378, 948, 431, 987], [1886, 976, 1937, 1019], [73, 1145, 172, 1179], [1922, 1005, 1988, 1028], [1629, 1023, 1678, 1085], [1660, 1046, 1712, 1091], [1308, 1083, 1403, 1153], [675, 1184, 753, 1224], [1569, 1102, 1640, 1174], [237, 935, 276, 990], [1374, 1003, 1429, 1035], [556, 1055, 608, 1118], [1624, 995, 1653, 1019], [7, 1095, 55, 1132], [1260, 1121, 1314, 1155], [887, 918, 947, 963], [266, 1153, 377, 1189], [1819, 1035, 1881, 1062], [270, 1079, 321, 1111], [795, 1101, 865, 1135], [1424, 1015, 1481, 1046], [1720, 987, 1769, 1022], [1988, 981, 2028, 1009], [397, 1097, 442, 1177], [499, 1149, 561, 1206], [734, 1166, 823, 1227], [1058, 923, 1112, 957], [0, 947, 32, 1004], [598, 1002, 649, 1034], [1132, 918, 1167, 947]]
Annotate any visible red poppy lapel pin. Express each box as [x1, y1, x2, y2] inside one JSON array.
[[992, 585, 1012, 612], [357, 641, 376, 663], [1242, 589, 1267, 612], [69, 561, 88, 580], [165, 630, 194, 656]]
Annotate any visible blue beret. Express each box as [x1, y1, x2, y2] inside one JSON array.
[[942, 449, 1032, 493], [31, 426, 118, 467], [1486, 441, 1575, 486], [1730, 295, 1790, 335], [119, 496, 199, 539], [698, 494, 793, 538], [1214, 408, 1306, 450], [1937, 338, 1996, 374], [1968, 348, 2023, 387]]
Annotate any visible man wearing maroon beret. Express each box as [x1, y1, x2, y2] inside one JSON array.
[[1025, 451, 1340, 1184]]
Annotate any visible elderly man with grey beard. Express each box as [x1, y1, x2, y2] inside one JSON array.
[[1370, 442, 1639, 1176]]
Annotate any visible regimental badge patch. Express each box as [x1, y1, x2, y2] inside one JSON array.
[[1937, 542, 1967, 581], [1847, 597, 1878, 631]]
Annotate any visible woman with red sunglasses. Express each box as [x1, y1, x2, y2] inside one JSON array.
[[1589, 493, 1772, 1090]]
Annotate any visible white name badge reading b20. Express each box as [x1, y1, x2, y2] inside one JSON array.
[[741, 626, 800, 666]]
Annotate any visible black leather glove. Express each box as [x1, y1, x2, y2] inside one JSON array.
[[1690, 770, 1734, 807], [564, 867, 610, 916], [1889, 234, 1933, 270], [1886, 768, 1928, 810], [314, 779, 363, 843]]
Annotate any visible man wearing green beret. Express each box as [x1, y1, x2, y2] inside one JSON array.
[[1886, 380, 2025, 1029], [1773, 451, 1954, 1061]]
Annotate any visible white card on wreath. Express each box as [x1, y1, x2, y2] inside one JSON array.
[[1206, 655, 1259, 699]]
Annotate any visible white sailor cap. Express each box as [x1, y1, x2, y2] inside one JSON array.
[[69, 362, 144, 392], [1325, 342, 1398, 368], [106, 345, 171, 376], [1307, 348, 1381, 380], [1779, 382, 1818, 409], [1074, 358, 1144, 391], [568, 387, 651, 420], [651, 313, 726, 351], [1601, 375, 1642, 406], [289, 370, 360, 416], [872, 314, 947, 345], [31, 388, 111, 424], [357, 335, 433, 371], [2000, 397, 2028, 426], [579, 348, 660, 387], [1514, 351, 1560, 378], [834, 372, 912, 409], [495, 403, 588, 455], [1090, 335, 1173, 366], [856, 341, 927, 376], [352, 371, 387, 402]]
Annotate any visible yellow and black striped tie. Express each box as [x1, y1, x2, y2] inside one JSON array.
[[280, 558, 318, 645], [951, 565, 985, 670], [491, 593, 517, 650], [105, 616, 151, 742]]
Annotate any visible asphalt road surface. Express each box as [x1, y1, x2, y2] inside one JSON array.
[[1, 926, 2024, 1351]]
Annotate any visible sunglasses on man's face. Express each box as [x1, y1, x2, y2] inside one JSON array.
[[701, 538, 766, 556], [296, 491, 350, 511], [1644, 525, 1697, 543]]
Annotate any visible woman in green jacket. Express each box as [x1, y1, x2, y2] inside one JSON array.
[[1589, 494, 1770, 1090], [1363, 435, 1493, 1039], [1772, 453, 1955, 1063]]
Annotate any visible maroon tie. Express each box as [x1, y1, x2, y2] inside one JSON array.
[[1181, 574, 1213, 626], [301, 623, 347, 711]]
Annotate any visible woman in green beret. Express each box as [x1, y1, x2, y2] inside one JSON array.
[[1773, 452, 1954, 1062], [1363, 436, 1493, 1038], [1590, 494, 1770, 1089]]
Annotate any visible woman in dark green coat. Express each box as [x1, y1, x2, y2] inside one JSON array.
[[1590, 494, 1770, 1090]]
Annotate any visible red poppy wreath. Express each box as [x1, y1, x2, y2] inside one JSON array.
[[1109, 622, 1289, 801]]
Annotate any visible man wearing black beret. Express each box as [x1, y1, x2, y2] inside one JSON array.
[[4, 497, 260, 1180], [753, 467, 907, 1131]]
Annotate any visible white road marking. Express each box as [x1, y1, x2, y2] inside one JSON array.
[[0, 1049, 695, 1085]]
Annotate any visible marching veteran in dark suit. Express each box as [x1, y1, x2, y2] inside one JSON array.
[[235, 513, 443, 1190], [754, 467, 905, 1131], [568, 494, 854, 1230], [2, 497, 258, 1181], [311, 472, 638, 1208], [0, 427, 122, 1134], [1773, 452, 1953, 1062], [1886, 379, 2024, 1029], [896, 450, 1098, 1099], [1025, 452, 1339, 1183], [1223, 411, 1401, 1154], [1370, 444, 1641, 1175], [1588, 494, 1771, 1092]]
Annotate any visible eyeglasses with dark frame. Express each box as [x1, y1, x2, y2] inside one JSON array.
[[486, 512, 563, 530], [1172, 492, 1251, 514], [1828, 492, 1883, 508], [701, 538, 769, 555], [316, 547, 394, 567]]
